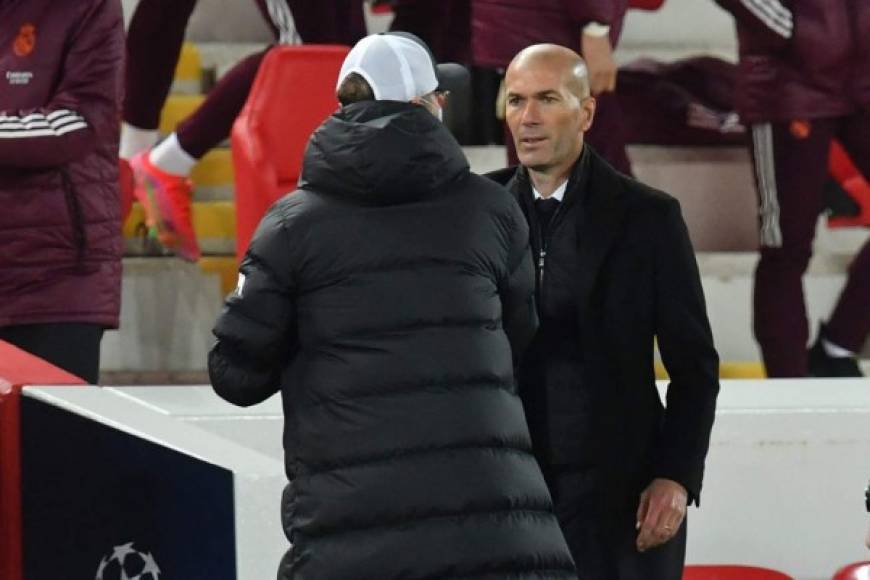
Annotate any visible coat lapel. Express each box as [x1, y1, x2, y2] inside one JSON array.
[[575, 149, 628, 324], [488, 151, 629, 325]]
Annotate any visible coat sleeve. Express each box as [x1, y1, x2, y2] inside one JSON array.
[[651, 199, 720, 505], [0, 0, 124, 168], [713, 0, 793, 42], [498, 200, 539, 364], [208, 204, 300, 407]]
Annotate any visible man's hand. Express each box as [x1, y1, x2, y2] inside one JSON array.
[[581, 33, 617, 95], [635, 478, 688, 552]]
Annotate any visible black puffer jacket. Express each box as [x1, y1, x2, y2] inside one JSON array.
[[209, 101, 577, 580]]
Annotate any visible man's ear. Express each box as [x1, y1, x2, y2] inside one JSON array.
[[581, 96, 597, 131]]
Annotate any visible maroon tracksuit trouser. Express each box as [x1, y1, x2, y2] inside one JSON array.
[[123, 0, 364, 159], [750, 112, 870, 376], [123, 0, 275, 158]]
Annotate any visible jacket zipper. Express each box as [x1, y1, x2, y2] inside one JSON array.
[[60, 168, 87, 269], [537, 202, 565, 301]]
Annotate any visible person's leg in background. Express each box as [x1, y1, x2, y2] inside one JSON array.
[[285, 0, 366, 45], [390, 1, 473, 143], [750, 118, 837, 377], [119, 0, 200, 222], [0, 324, 105, 384], [810, 110, 870, 376], [130, 0, 292, 262], [584, 92, 633, 176], [130, 0, 367, 261], [130, 48, 270, 263], [390, 0, 470, 63], [121, 0, 200, 161]]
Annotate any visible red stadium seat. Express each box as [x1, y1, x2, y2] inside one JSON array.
[[684, 564, 793, 580], [231, 44, 349, 260], [0, 340, 86, 580], [827, 140, 870, 227], [833, 561, 870, 580]]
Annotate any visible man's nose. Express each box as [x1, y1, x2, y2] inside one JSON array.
[[520, 101, 540, 125]]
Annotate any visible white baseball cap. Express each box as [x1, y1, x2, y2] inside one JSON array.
[[336, 31, 468, 102]]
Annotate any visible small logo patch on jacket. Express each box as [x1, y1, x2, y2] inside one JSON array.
[[12, 23, 36, 57], [789, 120, 811, 140], [6, 70, 33, 85]]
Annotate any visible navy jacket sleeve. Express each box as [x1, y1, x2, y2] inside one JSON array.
[[209, 204, 299, 407], [651, 199, 720, 505]]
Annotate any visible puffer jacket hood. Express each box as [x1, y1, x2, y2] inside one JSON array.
[[299, 100, 469, 205]]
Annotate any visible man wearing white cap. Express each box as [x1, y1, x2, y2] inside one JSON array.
[[208, 32, 578, 580]]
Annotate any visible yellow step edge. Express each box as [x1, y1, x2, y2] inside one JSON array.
[[191, 148, 234, 188], [158, 94, 206, 135], [123, 201, 236, 240], [174, 42, 202, 82], [199, 256, 239, 296], [654, 361, 767, 380]]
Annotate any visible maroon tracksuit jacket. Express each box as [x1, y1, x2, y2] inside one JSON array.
[[0, 0, 124, 328], [715, 0, 870, 122]]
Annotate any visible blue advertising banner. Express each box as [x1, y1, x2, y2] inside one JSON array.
[[20, 396, 237, 579]]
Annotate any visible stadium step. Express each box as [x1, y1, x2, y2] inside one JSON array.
[[190, 147, 234, 200], [655, 361, 765, 380], [123, 201, 236, 256], [171, 42, 203, 94]]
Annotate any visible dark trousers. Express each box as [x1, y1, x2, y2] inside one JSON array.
[[545, 468, 686, 580], [124, 0, 275, 157], [390, 0, 471, 63], [0, 323, 104, 384], [749, 112, 870, 376], [124, 0, 200, 130], [584, 92, 633, 176]]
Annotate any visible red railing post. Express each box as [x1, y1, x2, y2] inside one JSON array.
[[0, 340, 86, 580]]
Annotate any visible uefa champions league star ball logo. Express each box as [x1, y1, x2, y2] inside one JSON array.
[[95, 542, 161, 580]]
